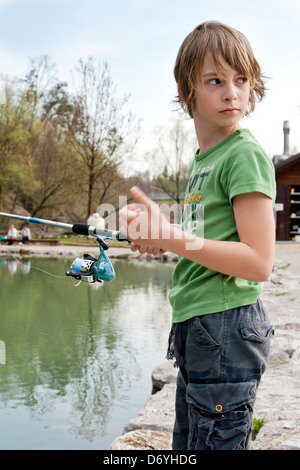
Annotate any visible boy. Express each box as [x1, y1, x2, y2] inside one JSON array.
[[120, 21, 275, 450]]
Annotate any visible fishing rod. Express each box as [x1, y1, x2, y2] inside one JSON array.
[[0, 211, 129, 285]]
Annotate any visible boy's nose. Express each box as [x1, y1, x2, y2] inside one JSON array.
[[223, 82, 237, 101]]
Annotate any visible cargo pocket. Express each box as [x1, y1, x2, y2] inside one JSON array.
[[239, 322, 275, 375], [239, 322, 274, 343], [186, 381, 256, 450]]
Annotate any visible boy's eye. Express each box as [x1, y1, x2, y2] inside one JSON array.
[[206, 76, 248, 86], [237, 77, 247, 84], [207, 78, 221, 85]]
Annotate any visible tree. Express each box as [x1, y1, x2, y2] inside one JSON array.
[[0, 78, 34, 213], [69, 58, 139, 219], [151, 120, 196, 204], [0, 56, 140, 224], [18, 56, 77, 219]]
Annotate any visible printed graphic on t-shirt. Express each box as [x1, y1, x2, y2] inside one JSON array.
[[181, 202, 204, 237], [181, 164, 215, 237]]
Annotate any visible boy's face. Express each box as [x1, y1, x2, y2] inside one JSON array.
[[193, 54, 250, 136]]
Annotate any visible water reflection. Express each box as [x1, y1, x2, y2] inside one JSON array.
[[4, 258, 31, 276], [0, 257, 174, 449]]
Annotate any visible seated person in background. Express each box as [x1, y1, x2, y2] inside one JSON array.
[[21, 225, 31, 244], [7, 224, 18, 245]]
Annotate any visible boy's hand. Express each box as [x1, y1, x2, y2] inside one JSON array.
[[119, 186, 170, 252]]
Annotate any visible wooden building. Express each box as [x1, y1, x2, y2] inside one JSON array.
[[274, 153, 300, 241]]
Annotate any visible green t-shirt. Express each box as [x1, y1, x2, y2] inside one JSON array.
[[169, 128, 276, 323]]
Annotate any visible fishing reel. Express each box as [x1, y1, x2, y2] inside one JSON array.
[[65, 236, 115, 284]]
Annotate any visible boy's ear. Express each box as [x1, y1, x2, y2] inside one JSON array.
[[178, 86, 185, 102], [178, 85, 192, 105]]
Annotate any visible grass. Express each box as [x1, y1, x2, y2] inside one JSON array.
[[252, 416, 265, 441], [278, 263, 291, 269]]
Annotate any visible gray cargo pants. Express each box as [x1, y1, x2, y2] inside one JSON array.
[[167, 299, 274, 450]]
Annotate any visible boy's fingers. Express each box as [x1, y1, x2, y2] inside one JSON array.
[[130, 186, 154, 208], [119, 204, 141, 223]]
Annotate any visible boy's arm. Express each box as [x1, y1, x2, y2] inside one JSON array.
[[120, 187, 275, 282]]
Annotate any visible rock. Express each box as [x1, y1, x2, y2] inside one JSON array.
[[110, 429, 172, 450], [123, 383, 176, 434], [163, 251, 179, 262], [151, 361, 178, 391], [111, 364, 176, 451], [251, 419, 300, 450], [251, 251, 300, 450], [19, 249, 31, 255]]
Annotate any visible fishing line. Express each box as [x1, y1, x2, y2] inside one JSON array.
[[1, 247, 82, 286]]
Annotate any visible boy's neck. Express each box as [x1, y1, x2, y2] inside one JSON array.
[[195, 123, 241, 154]]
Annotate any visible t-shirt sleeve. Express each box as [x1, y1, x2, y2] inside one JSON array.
[[224, 144, 276, 205]]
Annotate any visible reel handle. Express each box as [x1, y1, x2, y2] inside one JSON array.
[[72, 223, 129, 242]]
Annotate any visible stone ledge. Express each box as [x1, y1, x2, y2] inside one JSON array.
[[151, 360, 178, 391], [123, 383, 176, 435], [110, 429, 172, 450], [110, 363, 177, 450]]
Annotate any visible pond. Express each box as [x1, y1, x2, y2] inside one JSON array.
[[0, 256, 174, 450]]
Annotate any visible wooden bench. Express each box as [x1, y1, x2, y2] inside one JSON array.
[[0, 238, 59, 246]]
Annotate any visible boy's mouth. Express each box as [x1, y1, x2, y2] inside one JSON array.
[[220, 108, 238, 115]]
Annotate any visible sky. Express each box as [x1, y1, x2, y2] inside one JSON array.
[[0, 0, 300, 165]]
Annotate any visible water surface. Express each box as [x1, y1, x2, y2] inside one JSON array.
[[0, 256, 174, 449]]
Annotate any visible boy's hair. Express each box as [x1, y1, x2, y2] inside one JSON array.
[[174, 21, 266, 118]]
